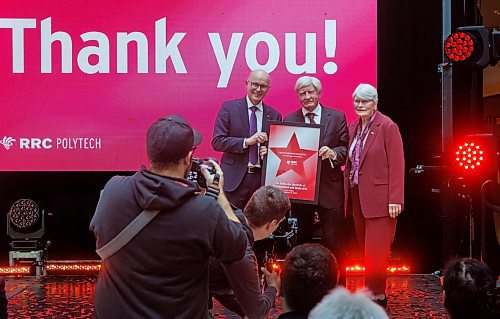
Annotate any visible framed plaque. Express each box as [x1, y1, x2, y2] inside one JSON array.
[[262, 121, 323, 204]]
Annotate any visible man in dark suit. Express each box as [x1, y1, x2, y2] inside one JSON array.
[[284, 76, 348, 282], [212, 69, 282, 210]]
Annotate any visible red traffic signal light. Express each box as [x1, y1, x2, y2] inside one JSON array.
[[444, 26, 494, 68]]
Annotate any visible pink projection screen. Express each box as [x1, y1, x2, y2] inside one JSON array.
[[0, 0, 376, 171]]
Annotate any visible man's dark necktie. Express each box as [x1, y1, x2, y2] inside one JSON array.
[[249, 106, 258, 165], [306, 112, 316, 124]]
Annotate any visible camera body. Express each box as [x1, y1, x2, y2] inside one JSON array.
[[188, 157, 217, 188]]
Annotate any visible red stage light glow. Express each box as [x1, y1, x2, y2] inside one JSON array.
[[45, 264, 101, 272], [445, 31, 475, 62], [0, 266, 31, 275], [45, 261, 101, 275], [455, 141, 485, 171], [345, 264, 411, 274]]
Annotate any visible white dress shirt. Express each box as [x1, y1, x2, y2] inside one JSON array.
[[301, 104, 322, 124]]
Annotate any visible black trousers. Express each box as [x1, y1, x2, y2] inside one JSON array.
[[225, 171, 262, 210], [292, 203, 348, 285]]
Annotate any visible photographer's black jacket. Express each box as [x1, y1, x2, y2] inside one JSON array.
[[209, 210, 277, 318], [90, 166, 246, 319]]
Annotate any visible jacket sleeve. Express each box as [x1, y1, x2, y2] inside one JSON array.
[[386, 121, 405, 204], [223, 247, 277, 319], [212, 203, 247, 264], [332, 112, 349, 166], [212, 102, 246, 154]]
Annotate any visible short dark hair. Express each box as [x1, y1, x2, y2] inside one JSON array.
[[281, 244, 339, 314], [243, 186, 290, 228], [443, 258, 499, 319]]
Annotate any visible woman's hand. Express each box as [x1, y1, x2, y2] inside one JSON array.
[[388, 203, 402, 218]]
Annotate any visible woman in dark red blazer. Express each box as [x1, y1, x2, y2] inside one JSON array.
[[344, 83, 405, 306]]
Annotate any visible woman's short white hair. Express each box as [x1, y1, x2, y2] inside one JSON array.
[[352, 83, 378, 102], [308, 287, 389, 319], [295, 76, 322, 94]]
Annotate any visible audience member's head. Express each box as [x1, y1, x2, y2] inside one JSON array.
[[443, 258, 499, 319], [146, 115, 201, 173], [309, 287, 389, 319], [243, 185, 290, 240], [280, 243, 339, 314]]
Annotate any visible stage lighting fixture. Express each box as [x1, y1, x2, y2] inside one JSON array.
[[444, 26, 495, 68], [45, 261, 101, 275], [454, 134, 498, 179], [7, 199, 47, 275], [0, 266, 31, 275], [455, 142, 485, 171], [445, 31, 475, 62], [7, 199, 45, 247], [9, 199, 41, 229], [344, 264, 411, 274]]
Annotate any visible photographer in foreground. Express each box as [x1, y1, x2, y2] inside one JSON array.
[[90, 115, 247, 319], [209, 186, 291, 318]]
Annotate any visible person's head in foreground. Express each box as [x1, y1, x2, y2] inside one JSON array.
[[308, 287, 389, 319], [146, 114, 201, 177], [280, 243, 339, 315], [243, 185, 291, 240], [443, 258, 499, 319]]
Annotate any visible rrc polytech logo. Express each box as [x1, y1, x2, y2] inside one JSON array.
[[0, 136, 16, 150], [0, 135, 102, 150]]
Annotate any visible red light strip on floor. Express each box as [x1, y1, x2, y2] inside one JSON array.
[[44, 260, 101, 274], [387, 266, 411, 273], [345, 265, 366, 273], [45, 264, 101, 272], [0, 266, 31, 275], [345, 265, 411, 274]]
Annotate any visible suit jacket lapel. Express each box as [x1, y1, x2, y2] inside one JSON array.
[[320, 106, 331, 134], [359, 113, 382, 166], [262, 103, 272, 131], [348, 122, 357, 146], [239, 97, 250, 134], [295, 109, 306, 123]]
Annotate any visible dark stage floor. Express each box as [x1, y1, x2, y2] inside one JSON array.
[[4, 274, 447, 318]]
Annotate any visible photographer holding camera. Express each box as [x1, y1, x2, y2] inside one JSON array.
[[90, 115, 247, 319], [209, 185, 291, 319]]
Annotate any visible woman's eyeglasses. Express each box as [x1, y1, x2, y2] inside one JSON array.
[[353, 99, 373, 105]]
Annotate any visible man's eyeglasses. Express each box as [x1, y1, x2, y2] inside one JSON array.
[[248, 81, 270, 90], [353, 99, 373, 105]]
